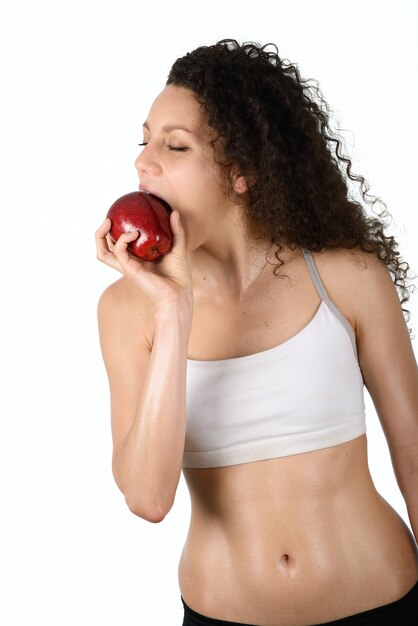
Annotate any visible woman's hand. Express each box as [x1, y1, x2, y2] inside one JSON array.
[[95, 210, 193, 310]]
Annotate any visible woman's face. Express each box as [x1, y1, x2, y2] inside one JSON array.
[[135, 85, 236, 248]]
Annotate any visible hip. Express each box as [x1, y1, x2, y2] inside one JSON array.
[[181, 579, 418, 626]]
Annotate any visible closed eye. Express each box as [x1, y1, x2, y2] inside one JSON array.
[[138, 142, 188, 152], [168, 146, 189, 152]]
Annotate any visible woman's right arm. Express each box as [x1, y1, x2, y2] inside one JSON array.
[[96, 210, 193, 523]]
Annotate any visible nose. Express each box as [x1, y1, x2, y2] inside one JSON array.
[[134, 145, 163, 178]]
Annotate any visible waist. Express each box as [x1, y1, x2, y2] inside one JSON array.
[[179, 437, 418, 624], [179, 501, 418, 625]]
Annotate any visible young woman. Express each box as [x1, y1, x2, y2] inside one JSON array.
[[96, 39, 418, 625]]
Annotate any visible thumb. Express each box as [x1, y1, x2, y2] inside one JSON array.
[[170, 210, 186, 248]]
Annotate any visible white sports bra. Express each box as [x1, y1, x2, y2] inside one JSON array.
[[183, 248, 366, 469]]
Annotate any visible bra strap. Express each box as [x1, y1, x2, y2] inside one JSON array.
[[302, 248, 359, 362], [302, 248, 329, 303]]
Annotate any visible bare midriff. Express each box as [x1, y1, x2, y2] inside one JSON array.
[[178, 435, 418, 625]]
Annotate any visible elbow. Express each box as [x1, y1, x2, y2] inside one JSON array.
[[125, 496, 167, 523], [111, 459, 175, 523], [112, 461, 166, 522]]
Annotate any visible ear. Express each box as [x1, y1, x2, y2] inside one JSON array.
[[233, 175, 249, 194]]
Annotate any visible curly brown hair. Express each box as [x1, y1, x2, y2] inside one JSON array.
[[166, 38, 416, 335]]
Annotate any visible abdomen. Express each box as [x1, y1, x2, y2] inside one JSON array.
[[179, 435, 418, 625]]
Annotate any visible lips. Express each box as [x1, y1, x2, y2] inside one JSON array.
[[139, 184, 169, 207], [138, 185, 173, 216]]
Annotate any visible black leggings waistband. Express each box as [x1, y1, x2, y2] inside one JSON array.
[[181, 579, 418, 625]]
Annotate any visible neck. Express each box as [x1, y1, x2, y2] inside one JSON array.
[[184, 205, 300, 299]]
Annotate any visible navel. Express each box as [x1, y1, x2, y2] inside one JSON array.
[[277, 552, 295, 574]]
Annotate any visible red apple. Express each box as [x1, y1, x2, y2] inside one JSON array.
[[107, 191, 173, 261]]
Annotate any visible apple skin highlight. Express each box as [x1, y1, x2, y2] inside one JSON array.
[[107, 191, 173, 261]]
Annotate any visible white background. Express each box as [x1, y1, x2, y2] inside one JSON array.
[[1, 1, 417, 624]]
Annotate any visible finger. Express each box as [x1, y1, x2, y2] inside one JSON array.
[[95, 217, 112, 238], [96, 236, 123, 272], [96, 221, 124, 272], [112, 230, 141, 267], [169, 211, 187, 252], [106, 232, 116, 251], [113, 229, 140, 249], [96, 244, 123, 272]]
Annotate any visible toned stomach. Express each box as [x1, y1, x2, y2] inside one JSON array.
[[178, 435, 418, 626]]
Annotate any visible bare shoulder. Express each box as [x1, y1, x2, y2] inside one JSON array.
[[309, 246, 398, 334], [97, 276, 155, 351], [310, 248, 418, 456], [310, 246, 387, 289]]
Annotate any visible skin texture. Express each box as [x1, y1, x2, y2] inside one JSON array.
[[96, 85, 418, 625]]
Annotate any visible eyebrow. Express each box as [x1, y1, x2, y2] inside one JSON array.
[[142, 121, 194, 134]]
